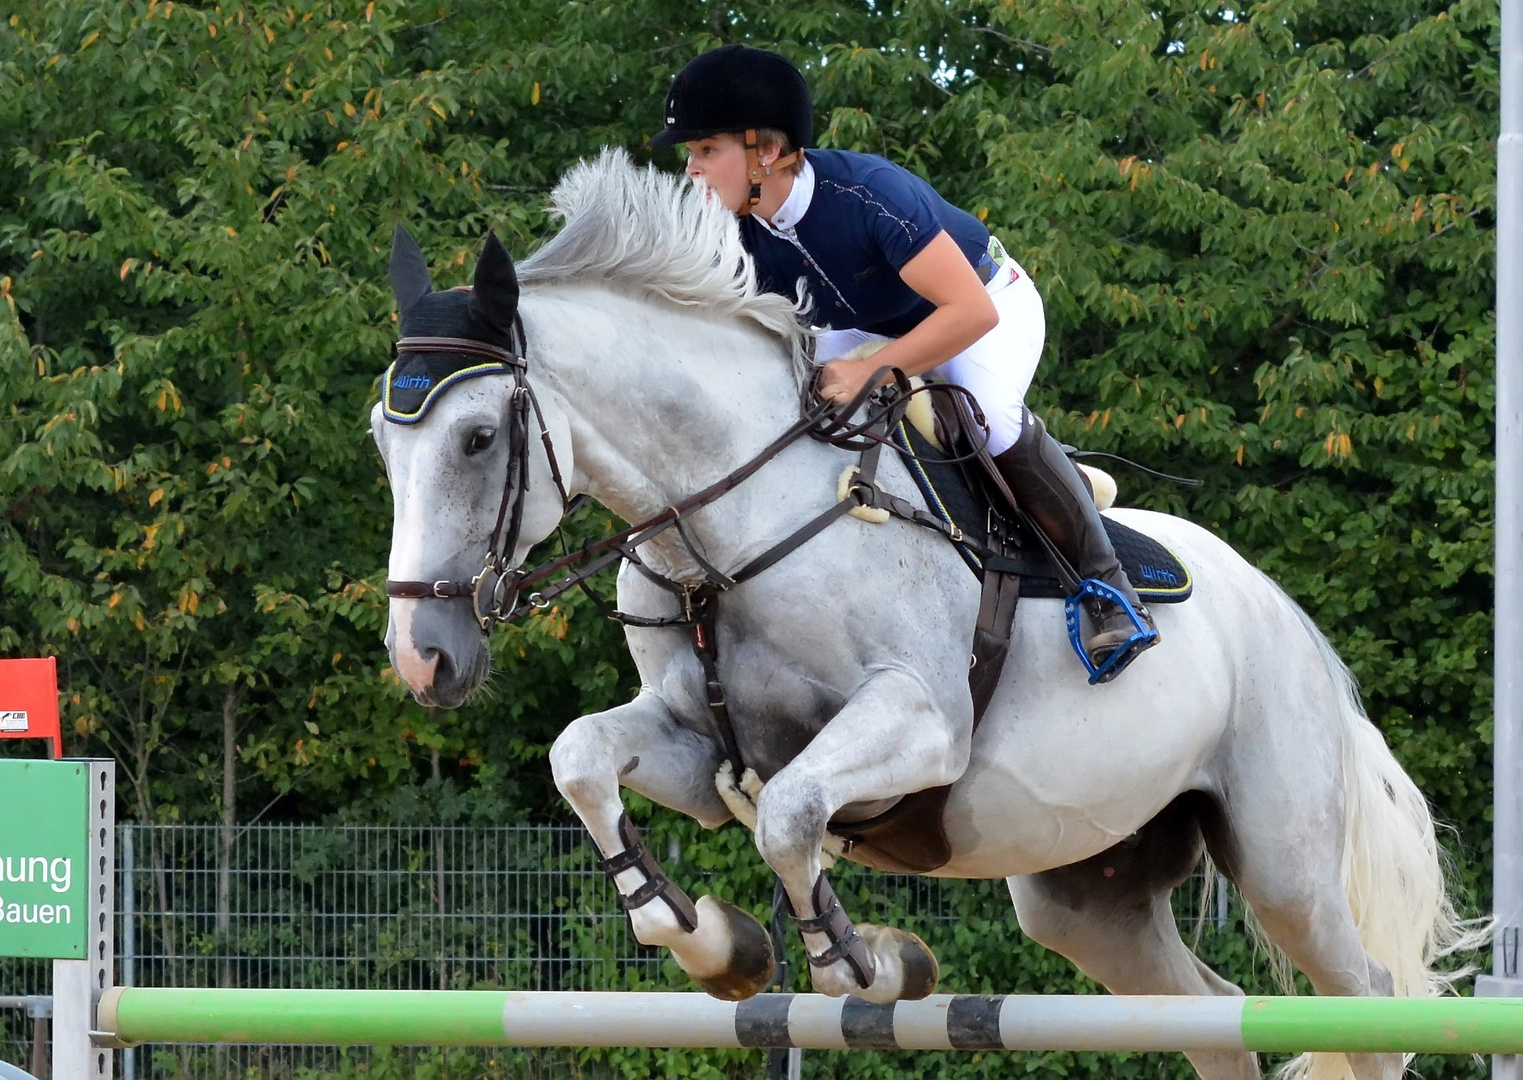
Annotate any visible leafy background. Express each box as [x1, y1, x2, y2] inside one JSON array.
[[0, 0, 1499, 1076]]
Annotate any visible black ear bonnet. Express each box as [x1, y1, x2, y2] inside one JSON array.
[[383, 229, 522, 424]]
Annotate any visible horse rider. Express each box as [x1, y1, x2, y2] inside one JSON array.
[[647, 44, 1157, 670]]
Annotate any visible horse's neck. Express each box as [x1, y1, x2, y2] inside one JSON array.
[[525, 288, 818, 574]]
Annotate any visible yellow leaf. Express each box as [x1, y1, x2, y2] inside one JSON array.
[[67, 618, 80, 633], [134, 611, 145, 631], [225, 226, 237, 237], [365, 1, 375, 19], [208, 22, 217, 36], [188, 593, 199, 614], [430, 99, 446, 118], [975, 206, 988, 221], [108, 593, 120, 609], [531, 81, 541, 106], [264, 24, 274, 43], [119, 257, 138, 280], [1235, 445, 1244, 466], [343, 101, 357, 117], [1174, 413, 1185, 428], [149, 488, 164, 507], [336, 141, 349, 151], [80, 31, 99, 51]]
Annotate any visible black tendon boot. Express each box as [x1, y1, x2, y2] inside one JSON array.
[[993, 408, 1158, 671]]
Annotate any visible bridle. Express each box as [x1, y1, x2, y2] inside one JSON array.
[[382, 327, 574, 629], [382, 329, 978, 635]]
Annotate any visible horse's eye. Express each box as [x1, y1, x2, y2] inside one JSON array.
[[465, 427, 497, 455]]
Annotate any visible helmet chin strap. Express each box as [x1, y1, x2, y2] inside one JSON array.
[[739, 127, 801, 217]]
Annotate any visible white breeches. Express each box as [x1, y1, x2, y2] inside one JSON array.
[[815, 258, 1046, 455]]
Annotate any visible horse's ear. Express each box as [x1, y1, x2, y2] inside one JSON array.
[[389, 225, 432, 313], [472, 231, 519, 339]]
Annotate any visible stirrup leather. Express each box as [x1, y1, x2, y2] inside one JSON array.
[[1064, 578, 1159, 685], [593, 812, 699, 933], [793, 873, 876, 989]]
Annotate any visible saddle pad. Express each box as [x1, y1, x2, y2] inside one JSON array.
[[890, 420, 1193, 603]]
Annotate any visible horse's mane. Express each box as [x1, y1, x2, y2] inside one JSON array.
[[519, 148, 812, 387]]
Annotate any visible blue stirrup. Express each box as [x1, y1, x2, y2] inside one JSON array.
[[1064, 579, 1159, 685]]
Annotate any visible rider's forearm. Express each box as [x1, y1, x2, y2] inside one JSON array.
[[863, 295, 998, 379]]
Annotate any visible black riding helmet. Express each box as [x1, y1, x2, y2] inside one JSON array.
[[648, 44, 814, 151]]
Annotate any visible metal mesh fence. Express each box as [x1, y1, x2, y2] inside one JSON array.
[[0, 822, 1230, 1078]]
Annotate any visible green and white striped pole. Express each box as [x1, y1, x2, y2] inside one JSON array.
[[97, 989, 1523, 1054]]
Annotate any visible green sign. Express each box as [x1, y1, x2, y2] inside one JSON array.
[[0, 759, 88, 958]]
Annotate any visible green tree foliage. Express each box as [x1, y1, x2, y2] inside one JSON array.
[[0, 0, 1498, 1060]]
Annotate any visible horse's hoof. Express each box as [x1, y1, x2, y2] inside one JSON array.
[[688, 895, 776, 1001], [856, 924, 940, 1001]]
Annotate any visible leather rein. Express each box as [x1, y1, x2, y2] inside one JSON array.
[[383, 331, 949, 636]]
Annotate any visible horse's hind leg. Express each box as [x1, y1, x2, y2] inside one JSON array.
[[1204, 764, 1399, 1080], [754, 663, 968, 1003], [550, 691, 776, 1000], [1009, 793, 1260, 1080]]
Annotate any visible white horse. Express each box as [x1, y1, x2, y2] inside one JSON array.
[[372, 151, 1478, 1080]]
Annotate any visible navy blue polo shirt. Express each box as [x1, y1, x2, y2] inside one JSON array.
[[737, 149, 990, 337]]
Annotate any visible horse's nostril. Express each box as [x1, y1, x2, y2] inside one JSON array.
[[430, 650, 456, 685]]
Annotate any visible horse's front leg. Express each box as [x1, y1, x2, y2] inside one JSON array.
[[755, 663, 968, 1003], [550, 690, 776, 1000]]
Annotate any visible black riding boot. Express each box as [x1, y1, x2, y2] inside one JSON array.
[[993, 408, 1158, 668]]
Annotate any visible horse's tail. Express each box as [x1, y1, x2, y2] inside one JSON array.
[[1267, 598, 1488, 1080]]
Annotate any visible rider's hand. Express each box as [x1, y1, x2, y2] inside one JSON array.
[[815, 358, 876, 405]]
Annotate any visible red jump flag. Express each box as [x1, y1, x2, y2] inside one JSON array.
[[0, 657, 63, 759]]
